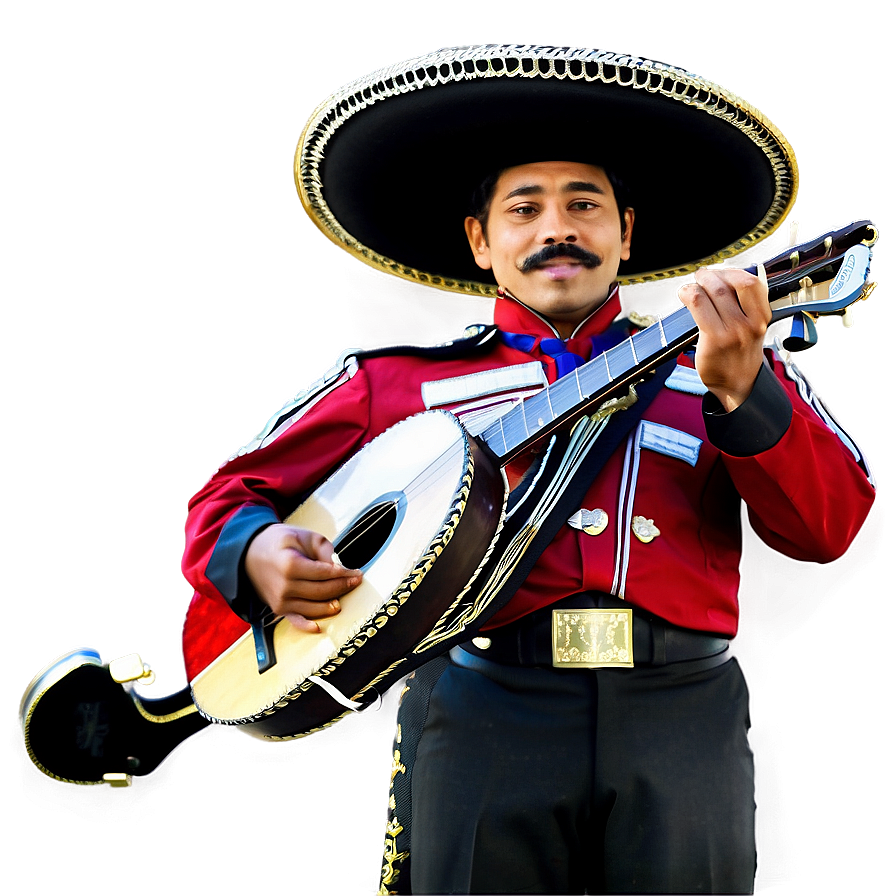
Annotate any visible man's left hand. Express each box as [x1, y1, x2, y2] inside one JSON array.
[[678, 266, 771, 412]]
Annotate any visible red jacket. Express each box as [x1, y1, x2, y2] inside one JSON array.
[[181, 290, 874, 680]]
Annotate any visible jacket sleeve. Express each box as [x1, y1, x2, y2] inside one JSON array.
[[703, 348, 875, 562], [181, 364, 373, 620]]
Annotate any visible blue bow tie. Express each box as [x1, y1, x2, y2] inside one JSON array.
[[500, 320, 632, 379]]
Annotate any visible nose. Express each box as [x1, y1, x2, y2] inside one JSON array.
[[540, 202, 578, 245]]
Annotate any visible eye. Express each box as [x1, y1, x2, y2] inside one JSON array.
[[569, 199, 598, 211], [508, 203, 538, 216]]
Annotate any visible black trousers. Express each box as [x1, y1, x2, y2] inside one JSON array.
[[385, 646, 756, 895]]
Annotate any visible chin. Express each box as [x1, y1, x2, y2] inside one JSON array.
[[540, 290, 607, 316]]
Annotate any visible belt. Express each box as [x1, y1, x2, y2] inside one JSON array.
[[459, 593, 730, 668]]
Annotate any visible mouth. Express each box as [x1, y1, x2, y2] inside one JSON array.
[[538, 260, 586, 281]]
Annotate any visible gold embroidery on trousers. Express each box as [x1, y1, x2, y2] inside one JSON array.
[[380, 816, 410, 895]]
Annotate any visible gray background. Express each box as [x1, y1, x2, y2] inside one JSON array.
[[4, 4, 891, 893]]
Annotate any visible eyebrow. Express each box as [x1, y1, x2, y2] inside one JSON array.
[[501, 180, 607, 201]]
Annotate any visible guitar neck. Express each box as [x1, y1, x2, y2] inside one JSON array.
[[479, 222, 877, 465], [479, 307, 695, 464]]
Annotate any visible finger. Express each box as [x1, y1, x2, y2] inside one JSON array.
[[283, 613, 323, 634], [282, 596, 344, 620], [678, 279, 726, 332], [280, 572, 363, 604], [698, 267, 771, 326], [286, 528, 363, 575], [693, 269, 746, 316], [292, 528, 337, 561], [280, 548, 363, 583]]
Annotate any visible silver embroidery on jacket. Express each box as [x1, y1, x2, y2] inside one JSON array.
[[664, 364, 708, 396], [422, 362, 548, 435], [638, 421, 703, 467]]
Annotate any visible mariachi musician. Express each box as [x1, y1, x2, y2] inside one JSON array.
[[181, 46, 875, 894]]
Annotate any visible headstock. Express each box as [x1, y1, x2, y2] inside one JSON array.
[[761, 223, 878, 350]]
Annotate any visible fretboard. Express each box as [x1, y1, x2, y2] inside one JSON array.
[[479, 306, 697, 464]]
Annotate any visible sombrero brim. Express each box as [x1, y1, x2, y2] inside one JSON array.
[[296, 45, 798, 294]]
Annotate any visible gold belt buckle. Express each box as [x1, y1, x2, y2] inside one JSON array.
[[552, 608, 634, 668]]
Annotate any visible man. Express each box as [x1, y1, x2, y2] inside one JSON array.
[[181, 47, 875, 893]]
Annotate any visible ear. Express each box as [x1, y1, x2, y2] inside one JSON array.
[[464, 216, 493, 271], [620, 208, 634, 262]]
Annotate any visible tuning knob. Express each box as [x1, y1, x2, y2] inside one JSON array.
[[108, 653, 155, 686]]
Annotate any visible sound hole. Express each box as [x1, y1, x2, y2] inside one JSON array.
[[333, 491, 406, 571]]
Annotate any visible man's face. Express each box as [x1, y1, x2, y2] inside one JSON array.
[[464, 161, 634, 337]]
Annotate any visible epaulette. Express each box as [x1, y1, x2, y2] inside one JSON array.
[[626, 311, 657, 330], [349, 323, 498, 361]]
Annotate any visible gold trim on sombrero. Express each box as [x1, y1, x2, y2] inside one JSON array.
[[295, 44, 798, 294]]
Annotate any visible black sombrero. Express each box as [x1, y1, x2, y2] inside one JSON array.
[[296, 45, 798, 295]]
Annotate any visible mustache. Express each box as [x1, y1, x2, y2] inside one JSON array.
[[518, 243, 601, 273]]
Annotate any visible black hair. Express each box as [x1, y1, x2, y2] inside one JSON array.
[[468, 165, 632, 238]]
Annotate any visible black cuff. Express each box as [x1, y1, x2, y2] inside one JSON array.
[[205, 504, 280, 620], [703, 362, 793, 457]]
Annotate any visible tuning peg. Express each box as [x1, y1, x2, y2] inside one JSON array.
[[840, 307, 854, 328], [109, 653, 155, 686], [859, 282, 878, 302], [797, 275, 813, 305]]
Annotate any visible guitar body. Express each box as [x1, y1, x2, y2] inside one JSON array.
[[185, 411, 507, 739]]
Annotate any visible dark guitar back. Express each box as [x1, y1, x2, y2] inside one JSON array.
[[22, 652, 209, 784]]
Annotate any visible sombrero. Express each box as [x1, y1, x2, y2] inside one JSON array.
[[295, 45, 798, 295]]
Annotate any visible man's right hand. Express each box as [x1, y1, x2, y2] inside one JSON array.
[[244, 524, 363, 633]]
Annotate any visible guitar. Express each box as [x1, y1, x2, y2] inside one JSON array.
[[21, 220, 878, 784]]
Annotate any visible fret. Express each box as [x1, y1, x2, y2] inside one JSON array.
[[523, 389, 553, 432], [544, 379, 556, 422], [657, 318, 668, 347], [660, 307, 696, 344], [629, 338, 638, 364], [578, 357, 608, 397], [632, 322, 668, 360], [606, 342, 633, 380], [502, 403, 526, 449], [549, 374, 585, 422]]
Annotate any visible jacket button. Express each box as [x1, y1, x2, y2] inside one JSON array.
[[568, 508, 609, 536], [632, 515, 661, 544]]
